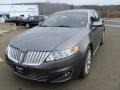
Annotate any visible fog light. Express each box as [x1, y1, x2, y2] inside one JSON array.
[[65, 71, 71, 77]]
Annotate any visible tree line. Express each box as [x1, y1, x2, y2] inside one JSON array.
[[16, 3, 120, 18]]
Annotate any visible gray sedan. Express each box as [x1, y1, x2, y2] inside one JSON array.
[[5, 9, 105, 83]]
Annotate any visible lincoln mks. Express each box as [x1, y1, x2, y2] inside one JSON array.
[[5, 9, 105, 83]]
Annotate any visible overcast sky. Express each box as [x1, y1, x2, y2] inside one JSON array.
[[0, 0, 120, 5]]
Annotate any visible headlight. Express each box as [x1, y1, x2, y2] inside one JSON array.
[[46, 46, 78, 61], [6, 45, 10, 54]]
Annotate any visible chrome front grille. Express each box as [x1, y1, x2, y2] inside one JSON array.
[[23, 51, 50, 65], [8, 46, 51, 65], [8, 46, 24, 63]]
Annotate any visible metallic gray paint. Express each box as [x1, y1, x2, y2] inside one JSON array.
[[10, 26, 90, 52], [6, 9, 105, 82]]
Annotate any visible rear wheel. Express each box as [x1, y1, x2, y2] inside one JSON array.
[[26, 23, 30, 29], [16, 23, 19, 26], [81, 47, 92, 78]]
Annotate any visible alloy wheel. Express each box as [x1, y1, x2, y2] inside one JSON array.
[[85, 49, 92, 75]]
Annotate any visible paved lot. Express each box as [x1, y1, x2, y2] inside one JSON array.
[[0, 30, 9, 36], [105, 20, 120, 27], [0, 26, 120, 90]]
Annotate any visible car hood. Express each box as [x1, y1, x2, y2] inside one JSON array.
[[10, 26, 86, 52]]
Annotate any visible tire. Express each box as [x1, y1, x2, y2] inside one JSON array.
[[80, 46, 92, 79], [26, 23, 30, 29], [100, 31, 105, 45], [16, 23, 19, 26]]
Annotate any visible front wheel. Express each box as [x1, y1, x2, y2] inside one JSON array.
[[80, 47, 92, 78]]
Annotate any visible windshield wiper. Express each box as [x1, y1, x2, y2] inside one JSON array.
[[40, 25, 72, 27], [55, 25, 72, 27]]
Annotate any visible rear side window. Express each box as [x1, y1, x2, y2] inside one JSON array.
[[90, 12, 96, 23], [93, 11, 100, 21]]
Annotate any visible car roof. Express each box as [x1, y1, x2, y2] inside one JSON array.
[[55, 9, 95, 14]]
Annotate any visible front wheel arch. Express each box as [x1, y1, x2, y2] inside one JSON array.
[[80, 45, 93, 79]]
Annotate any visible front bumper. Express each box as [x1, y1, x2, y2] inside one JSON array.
[[5, 53, 82, 83]]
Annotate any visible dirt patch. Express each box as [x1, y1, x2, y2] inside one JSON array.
[[0, 23, 17, 30]]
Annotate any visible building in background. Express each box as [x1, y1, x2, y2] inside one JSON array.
[[16, 3, 71, 15], [0, 5, 39, 18], [0, 3, 119, 18]]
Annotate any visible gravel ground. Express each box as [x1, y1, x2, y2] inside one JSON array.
[[0, 27, 120, 90]]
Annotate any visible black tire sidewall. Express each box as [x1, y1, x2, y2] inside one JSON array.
[[100, 31, 105, 45], [81, 46, 92, 78]]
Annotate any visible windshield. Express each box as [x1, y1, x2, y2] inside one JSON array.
[[41, 12, 88, 28]]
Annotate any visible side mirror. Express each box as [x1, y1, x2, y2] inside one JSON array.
[[92, 20, 103, 27]]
